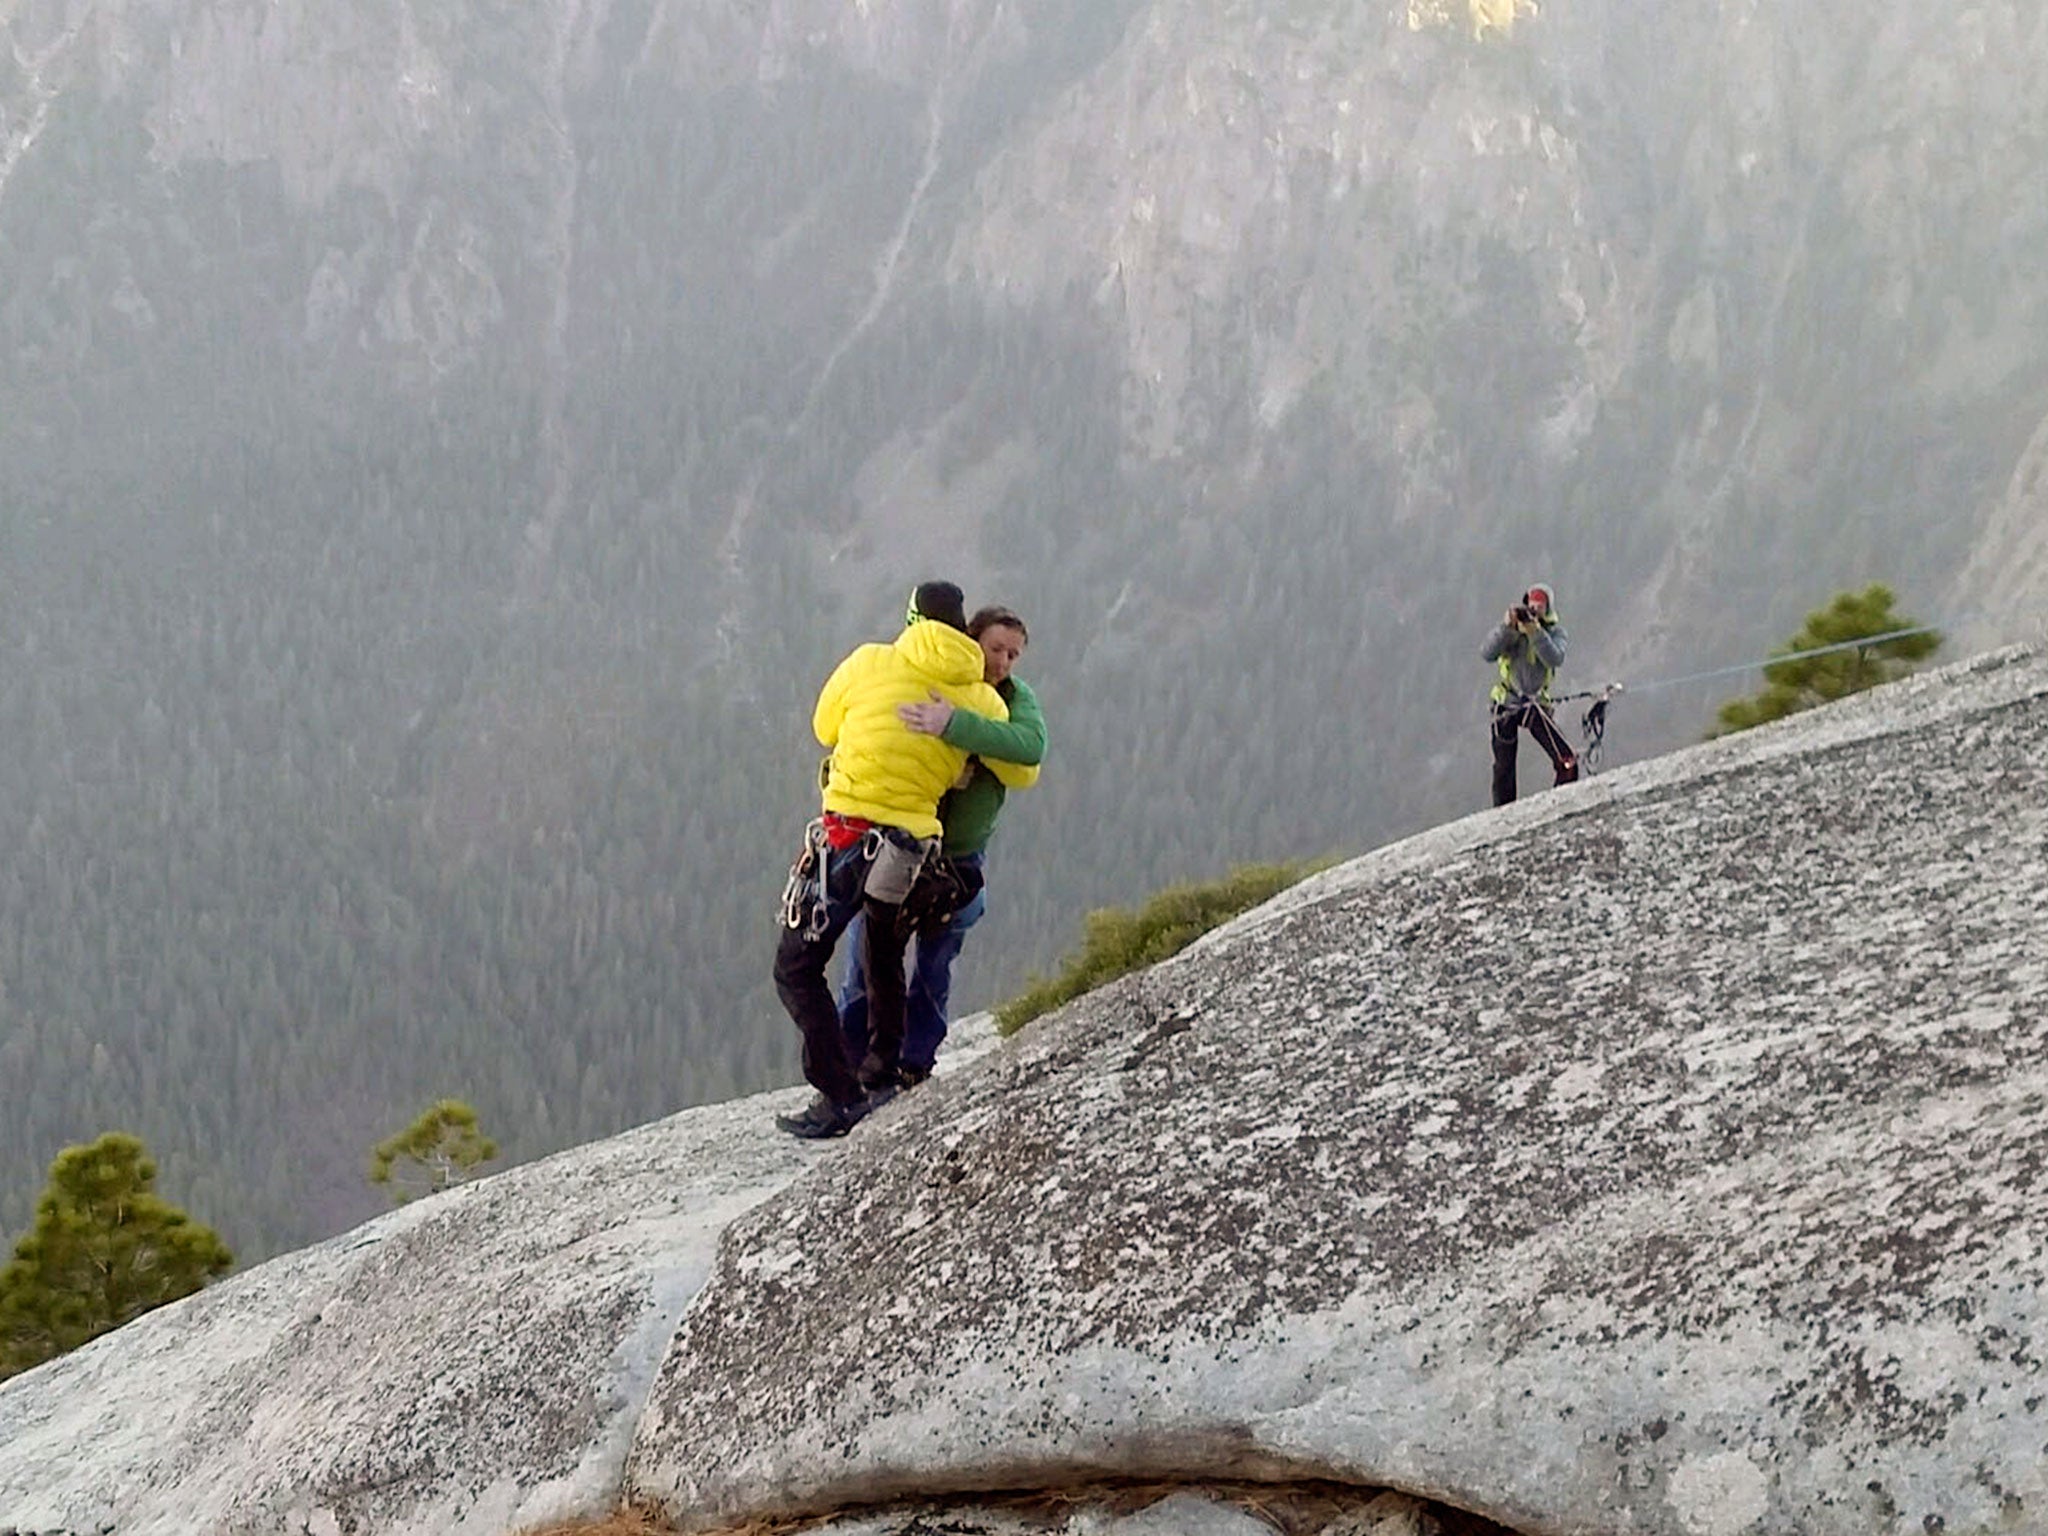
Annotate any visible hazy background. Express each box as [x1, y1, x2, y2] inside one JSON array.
[[3, 0, 2045, 1256]]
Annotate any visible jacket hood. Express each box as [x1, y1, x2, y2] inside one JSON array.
[[893, 619, 986, 687], [1524, 581, 1558, 614]]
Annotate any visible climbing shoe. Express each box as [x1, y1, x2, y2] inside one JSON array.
[[774, 1093, 867, 1139]]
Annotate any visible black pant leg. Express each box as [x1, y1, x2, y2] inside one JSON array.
[[1528, 704, 1580, 785], [774, 924, 863, 1106], [1490, 704, 1522, 806], [857, 897, 913, 1074]]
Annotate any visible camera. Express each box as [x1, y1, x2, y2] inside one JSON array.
[[1511, 605, 1533, 625]]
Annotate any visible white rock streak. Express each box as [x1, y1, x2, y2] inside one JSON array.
[[0, 17, 78, 213], [512, 0, 591, 611]]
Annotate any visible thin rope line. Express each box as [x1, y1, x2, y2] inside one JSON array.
[[1496, 602, 2048, 739], [1615, 623, 1948, 696]]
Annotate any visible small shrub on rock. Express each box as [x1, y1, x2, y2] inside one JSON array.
[[996, 860, 1325, 1035]]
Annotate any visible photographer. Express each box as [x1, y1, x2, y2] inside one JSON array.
[[1482, 582, 1577, 807]]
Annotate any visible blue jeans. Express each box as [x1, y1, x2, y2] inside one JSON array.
[[840, 853, 987, 1073]]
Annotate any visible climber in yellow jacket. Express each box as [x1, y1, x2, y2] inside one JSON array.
[[809, 601, 1037, 839], [773, 581, 1035, 1138]]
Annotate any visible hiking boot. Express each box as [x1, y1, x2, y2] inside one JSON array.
[[859, 1050, 931, 1110], [855, 1051, 899, 1112], [862, 1080, 902, 1112], [856, 1051, 899, 1091], [773, 1093, 867, 1140]]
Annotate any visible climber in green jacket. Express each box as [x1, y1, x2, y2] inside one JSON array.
[[839, 605, 1046, 1089]]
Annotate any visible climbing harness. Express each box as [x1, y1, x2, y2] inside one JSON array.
[[779, 818, 835, 939], [781, 816, 938, 935], [1493, 689, 1595, 780]]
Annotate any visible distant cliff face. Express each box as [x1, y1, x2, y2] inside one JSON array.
[[2, 0, 2045, 1257], [9, 0, 2042, 750], [947, 0, 2048, 613], [3, 646, 2044, 1536], [1959, 409, 2048, 647], [8, 0, 2043, 621]]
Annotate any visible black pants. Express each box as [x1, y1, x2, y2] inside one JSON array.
[[771, 840, 914, 1106], [852, 900, 912, 1074], [1491, 700, 1579, 807]]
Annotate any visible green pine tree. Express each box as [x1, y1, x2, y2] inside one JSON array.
[[367, 1099, 500, 1204], [1712, 585, 1942, 737], [0, 1133, 234, 1381]]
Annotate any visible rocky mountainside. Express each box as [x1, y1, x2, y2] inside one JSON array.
[[1, 642, 2043, 1536], [2, 0, 2045, 1252]]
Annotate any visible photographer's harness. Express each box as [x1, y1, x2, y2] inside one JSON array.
[[1494, 685, 1623, 775], [1544, 682, 1624, 772]]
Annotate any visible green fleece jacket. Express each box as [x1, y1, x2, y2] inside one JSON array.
[[936, 675, 1046, 856]]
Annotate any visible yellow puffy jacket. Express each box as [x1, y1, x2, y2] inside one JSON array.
[[813, 621, 1038, 839]]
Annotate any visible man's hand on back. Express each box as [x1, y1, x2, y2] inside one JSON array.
[[898, 690, 955, 736]]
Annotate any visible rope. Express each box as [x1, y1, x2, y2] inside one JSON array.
[[1540, 623, 1949, 771], [1618, 623, 1948, 696]]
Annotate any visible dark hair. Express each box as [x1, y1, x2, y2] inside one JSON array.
[[968, 605, 1029, 645], [908, 580, 970, 633]]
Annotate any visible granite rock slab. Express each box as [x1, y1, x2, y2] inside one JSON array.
[[628, 647, 2048, 1536]]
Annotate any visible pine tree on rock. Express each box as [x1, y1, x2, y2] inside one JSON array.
[[367, 1099, 499, 1204], [1712, 584, 1943, 737], [0, 1133, 233, 1381]]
